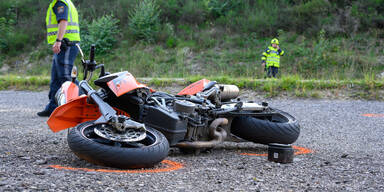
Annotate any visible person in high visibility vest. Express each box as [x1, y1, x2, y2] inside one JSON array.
[[38, 0, 80, 117], [261, 38, 284, 78]]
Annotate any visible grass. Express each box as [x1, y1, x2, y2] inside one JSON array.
[[2, 30, 383, 80], [1, 75, 382, 100], [0, 75, 50, 90]]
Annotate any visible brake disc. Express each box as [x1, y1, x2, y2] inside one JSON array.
[[94, 124, 146, 142]]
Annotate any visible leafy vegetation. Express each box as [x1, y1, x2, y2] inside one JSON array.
[[0, 0, 383, 81], [80, 15, 120, 55], [129, 0, 161, 42]]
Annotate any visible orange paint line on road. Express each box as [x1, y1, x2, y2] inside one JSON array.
[[292, 145, 314, 155], [240, 145, 313, 156], [49, 160, 183, 173], [362, 114, 384, 117]]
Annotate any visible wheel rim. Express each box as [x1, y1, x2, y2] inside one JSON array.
[[80, 123, 157, 148], [93, 123, 146, 142]]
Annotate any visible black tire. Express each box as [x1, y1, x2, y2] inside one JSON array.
[[67, 121, 169, 169], [231, 110, 300, 144]]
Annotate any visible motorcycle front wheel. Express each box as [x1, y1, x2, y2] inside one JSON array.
[[231, 109, 300, 144], [67, 121, 169, 169]]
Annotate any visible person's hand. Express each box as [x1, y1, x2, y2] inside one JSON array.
[[261, 62, 265, 68], [52, 41, 61, 54], [276, 45, 280, 50]]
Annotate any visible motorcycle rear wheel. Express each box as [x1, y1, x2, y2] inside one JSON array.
[[231, 109, 300, 144], [67, 121, 169, 169]]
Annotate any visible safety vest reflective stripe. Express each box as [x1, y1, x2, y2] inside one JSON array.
[[46, 0, 80, 44], [262, 46, 282, 68], [47, 30, 80, 36], [267, 57, 279, 61], [47, 22, 79, 29]]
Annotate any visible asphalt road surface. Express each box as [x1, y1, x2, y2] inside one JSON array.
[[0, 90, 383, 191]]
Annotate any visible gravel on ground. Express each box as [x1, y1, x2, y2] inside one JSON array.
[[0, 89, 383, 191]]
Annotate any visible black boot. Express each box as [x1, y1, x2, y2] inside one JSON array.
[[37, 110, 52, 117]]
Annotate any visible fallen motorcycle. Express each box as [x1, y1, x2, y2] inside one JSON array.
[[47, 45, 300, 169]]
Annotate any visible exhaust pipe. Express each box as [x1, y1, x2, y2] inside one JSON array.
[[219, 85, 239, 101], [176, 118, 228, 149]]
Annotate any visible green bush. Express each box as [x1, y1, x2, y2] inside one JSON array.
[[222, 0, 283, 35], [207, 0, 240, 18], [0, 17, 28, 56], [158, 0, 181, 23], [166, 37, 178, 48], [80, 15, 120, 55], [281, 0, 332, 35], [129, 0, 161, 43], [179, 0, 209, 24], [158, 22, 178, 48], [0, 17, 11, 53], [351, 0, 384, 30]]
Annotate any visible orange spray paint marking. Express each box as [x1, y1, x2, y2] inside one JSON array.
[[292, 145, 314, 155], [362, 114, 384, 117], [49, 160, 183, 173], [240, 145, 313, 156], [240, 153, 268, 157]]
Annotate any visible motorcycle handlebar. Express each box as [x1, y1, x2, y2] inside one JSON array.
[[89, 44, 95, 63]]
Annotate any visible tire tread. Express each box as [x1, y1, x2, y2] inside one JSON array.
[[231, 110, 300, 144]]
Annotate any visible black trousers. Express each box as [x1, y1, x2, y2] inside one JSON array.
[[267, 66, 279, 78]]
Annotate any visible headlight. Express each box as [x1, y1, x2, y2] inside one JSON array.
[[58, 94, 66, 106], [55, 88, 66, 106]]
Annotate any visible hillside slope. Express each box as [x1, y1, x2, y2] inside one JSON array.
[[0, 0, 383, 79]]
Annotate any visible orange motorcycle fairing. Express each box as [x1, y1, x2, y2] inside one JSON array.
[[60, 81, 80, 102], [177, 79, 211, 96], [47, 96, 101, 133], [107, 72, 148, 97], [47, 96, 131, 133]]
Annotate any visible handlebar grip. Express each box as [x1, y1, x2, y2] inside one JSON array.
[[90, 44, 95, 63]]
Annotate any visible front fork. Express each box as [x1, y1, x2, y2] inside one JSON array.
[[79, 80, 143, 132], [79, 80, 116, 121]]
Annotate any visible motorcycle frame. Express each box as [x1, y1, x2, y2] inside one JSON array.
[[48, 45, 275, 149]]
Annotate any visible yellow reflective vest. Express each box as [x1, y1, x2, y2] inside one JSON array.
[[261, 46, 284, 68], [46, 0, 80, 44]]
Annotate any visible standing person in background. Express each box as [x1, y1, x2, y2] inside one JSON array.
[[261, 38, 284, 78], [37, 0, 80, 117]]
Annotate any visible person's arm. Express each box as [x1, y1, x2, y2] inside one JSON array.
[[261, 49, 268, 70], [277, 45, 284, 56], [52, 2, 69, 54], [261, 48, 269, 63], [52, 20, 68, 54]]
